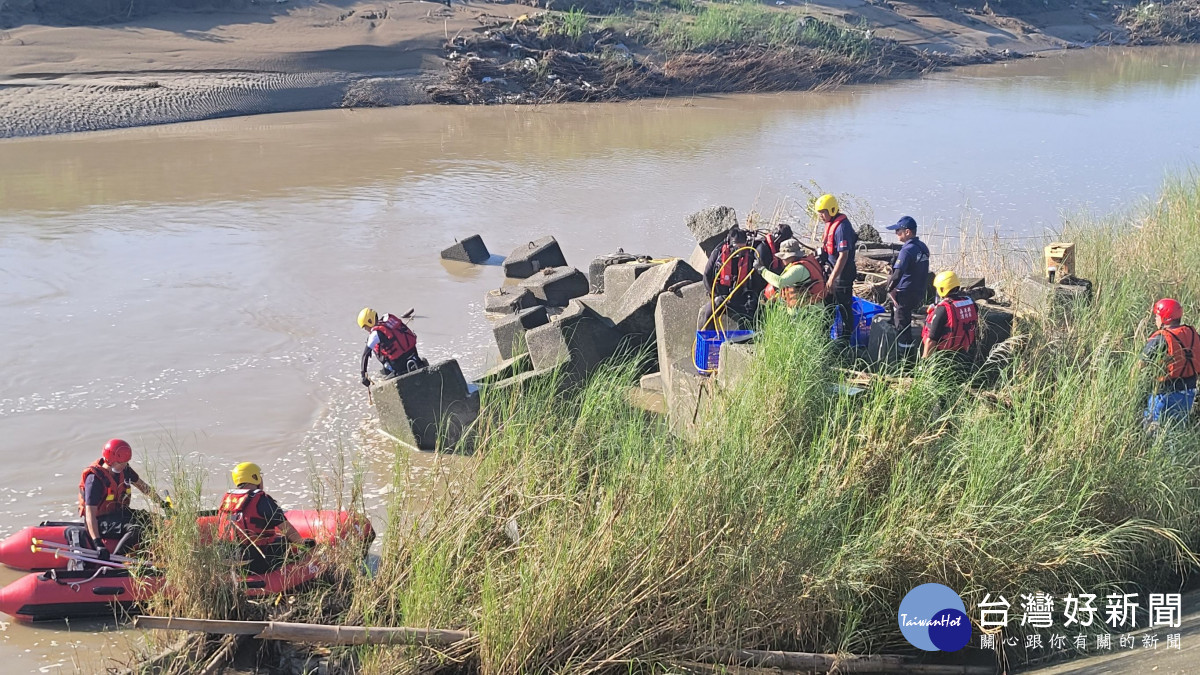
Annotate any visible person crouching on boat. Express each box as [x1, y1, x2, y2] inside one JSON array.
[[76, 438, 168, 560], [217, 462, 313, 574]]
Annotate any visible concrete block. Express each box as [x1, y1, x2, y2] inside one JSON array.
[[686, 206, 739, 255], [654, 280, 741, 396], [371, 359, 477, 450], [481, 367, 558, 393], [484, 287, 542, 315], [1008, 275, 1092, 315], [503, 236, 567, 279], [603, 262, 657, 303], [588, 252, 642, 293], [566, 293, 606, 318], [687, 245, 709, 275], [604, 259, 702, 344], [715, 341, 756, 390], [640, 371, 663, 392], [665, 357, 711, 441], [440, 234, 491, 264], [526, 310, 623, 385], [856, 222, 883, 244], [493, 306, 550, 360], [627, 386, 666, 415], [518, 266, 589, 307], [475, 354, 531, 384]]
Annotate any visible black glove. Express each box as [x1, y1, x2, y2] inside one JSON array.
[[361, 374, 371, 387], [95, 546, 111, 561]]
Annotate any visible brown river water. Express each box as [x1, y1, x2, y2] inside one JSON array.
[[0, 45, 1198, 672]]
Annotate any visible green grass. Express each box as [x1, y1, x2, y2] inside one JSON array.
[[640, 2, 874, 57]]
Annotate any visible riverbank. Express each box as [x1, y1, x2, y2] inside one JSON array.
[[1, 0, 1197, 137]]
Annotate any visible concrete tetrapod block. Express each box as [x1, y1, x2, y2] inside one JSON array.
[[603, 259, 702, 347], [440, 234, 491, 264], [371, 359, 477, 451], [1008, 275, 1092, 315], [654, 280, 742, 397], [475, 354, 532, 384], [503, 236, 568, 279], [665, 357, 711, 441], [687, 245, 709, 276], [484, 287, 542, 315], [493, 306, 550, 360], [603, 262, 657, 303], [526, 309, 623, 387], [588, 252, 641, 293], [716, 341, 757, 390], [518, 267, 589, 307], [686, 205, 739, 256], [640, 371, 663, 392]]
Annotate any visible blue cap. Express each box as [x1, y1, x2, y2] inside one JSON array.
[[886, 216, 917, 232]]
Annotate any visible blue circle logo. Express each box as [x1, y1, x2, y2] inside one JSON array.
[[898, 584, 971, 652]]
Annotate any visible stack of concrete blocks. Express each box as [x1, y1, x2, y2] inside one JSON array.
[[440, 235, 492, 264], [525, 305, 625, 388], [370, 359, 479, 451], [685, 206, 739, 272], [599, 260, 703, 353], [589, 252, 642, 293], [518, 267, 590, 307], [503, 236, 568, 279]]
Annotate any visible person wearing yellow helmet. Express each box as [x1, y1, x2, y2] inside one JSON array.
[[358, 307, 426, 388], [921, 270, 978, 362], [217, 462, 312, 574], [813, 194, 858, 342]]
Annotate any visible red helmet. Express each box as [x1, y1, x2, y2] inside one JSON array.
[[102, 438, 133, 465], [1153, 298, 1183, 324]]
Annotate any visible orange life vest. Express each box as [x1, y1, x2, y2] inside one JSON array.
[[822, 213, 848, 258], [217, 488, 280, 546], [717, 242, 753, 290], [77, 461, 131, 517], [371, 313, 418, 362], [763, 257, 827, 308], [1151, 324, 1200, 381], [922, 295, 978, 353]]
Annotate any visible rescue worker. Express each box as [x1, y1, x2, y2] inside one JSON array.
[[814, 194, 858, 342], [755, 222, 794, 275], [758, 238, 826, 310], [78, 439, 168, 559], [217, 462, 313, 575], [699, 227, 759, 329], [883, 216, 930, 347], [921, 270, 978, 366], [1140, 298, 1200, 428], [359, 307, 426, 387]]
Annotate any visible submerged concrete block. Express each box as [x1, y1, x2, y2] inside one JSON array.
[[493, 306, 550, 359], [484, 287, 542, 315], [519, 266, 589, 307], [371, 359, 477, 450], [588, 252, 642, 293], [503, 236, 568, 279], [686, 206, 739, 255], [604, 259, 702, 344], [526, 310, 623, 385], [603, 262, 657, 303], [440, 234, 491, 264]]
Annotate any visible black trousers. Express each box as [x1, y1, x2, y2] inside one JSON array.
[[892, 301, 916, 347], [240, 540, 292, 575], [381, 348, 428, 377], [827, 281, 855, 341]]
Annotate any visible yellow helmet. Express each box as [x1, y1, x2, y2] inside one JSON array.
[[231, 462, 263, 486], [933, 270, 961, 297], [357, 307, 378, 329], [814, 194, 839, 217]]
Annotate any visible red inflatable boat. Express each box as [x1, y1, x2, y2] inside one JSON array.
[[0, 510, 371, 571]]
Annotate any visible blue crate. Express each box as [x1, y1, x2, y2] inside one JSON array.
[[831, 297, 887, 347], [694, 330, 755, 373]]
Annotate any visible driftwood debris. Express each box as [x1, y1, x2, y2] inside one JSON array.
[[134, 616, 472, 647]]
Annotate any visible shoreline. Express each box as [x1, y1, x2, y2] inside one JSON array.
[[0, 0, 1194, 138]]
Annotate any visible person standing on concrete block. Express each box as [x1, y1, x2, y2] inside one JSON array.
[[921, 271, 978, 369], [217, 462, 312, 575], [358, 307, 427, 387], [699, 226, 759, 329], [758, 238, 826, 310], [1141, 298, 1200, 429], [814, 194, 858, 342], [883, 216, 929, 347]]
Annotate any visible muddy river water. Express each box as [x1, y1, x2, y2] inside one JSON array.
[[0, 44, 1198, 672]]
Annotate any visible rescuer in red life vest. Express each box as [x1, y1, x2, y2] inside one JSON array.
[[758, 238, 827, 311], [358, 307, 427, 388], [77, 439, 168, 559], [921, 270, 978, 366], [699, 227, 760, 329], [1141, 298, 1200, 429], [217, 462, 312, 575], [813, 194, 858, 342]]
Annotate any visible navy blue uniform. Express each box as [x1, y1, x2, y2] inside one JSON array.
[[887, 237, 930, 343]]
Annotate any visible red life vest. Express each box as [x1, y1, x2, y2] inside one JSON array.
[[922, 295, 978, 353], [217, 488, 280, 546], [77, 461, 131, 517], [764, 234, 785, 274], [717, 243, 753, 289], [1151, 324, 1200, 381], [822, 214, 848, 258], [371, 313, 418, 362], [764, 257, 827, 308]]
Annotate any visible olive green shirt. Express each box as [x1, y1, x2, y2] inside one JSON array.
[[760, 261, 812, 290]]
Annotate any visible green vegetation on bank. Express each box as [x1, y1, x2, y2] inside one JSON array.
[[139, 176, 1200, 673]]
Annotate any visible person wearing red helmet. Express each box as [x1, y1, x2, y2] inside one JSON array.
[[77, 438, 167, 560], [1141, 299, 1200, 428]]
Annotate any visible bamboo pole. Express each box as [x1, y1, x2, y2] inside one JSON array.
[[135, 616, 472, 647], [698, 647, 995, 675]]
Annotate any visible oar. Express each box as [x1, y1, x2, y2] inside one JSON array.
[[32, 544, 128, 569], [32, 538, 135, 564], [401, 307, 415, 320]]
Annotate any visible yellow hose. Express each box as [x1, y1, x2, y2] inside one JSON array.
[[694, 245, 761, 374]]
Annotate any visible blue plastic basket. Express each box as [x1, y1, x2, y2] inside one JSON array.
[[831, 297, 887, 347], [695, 330, 755, 373]]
